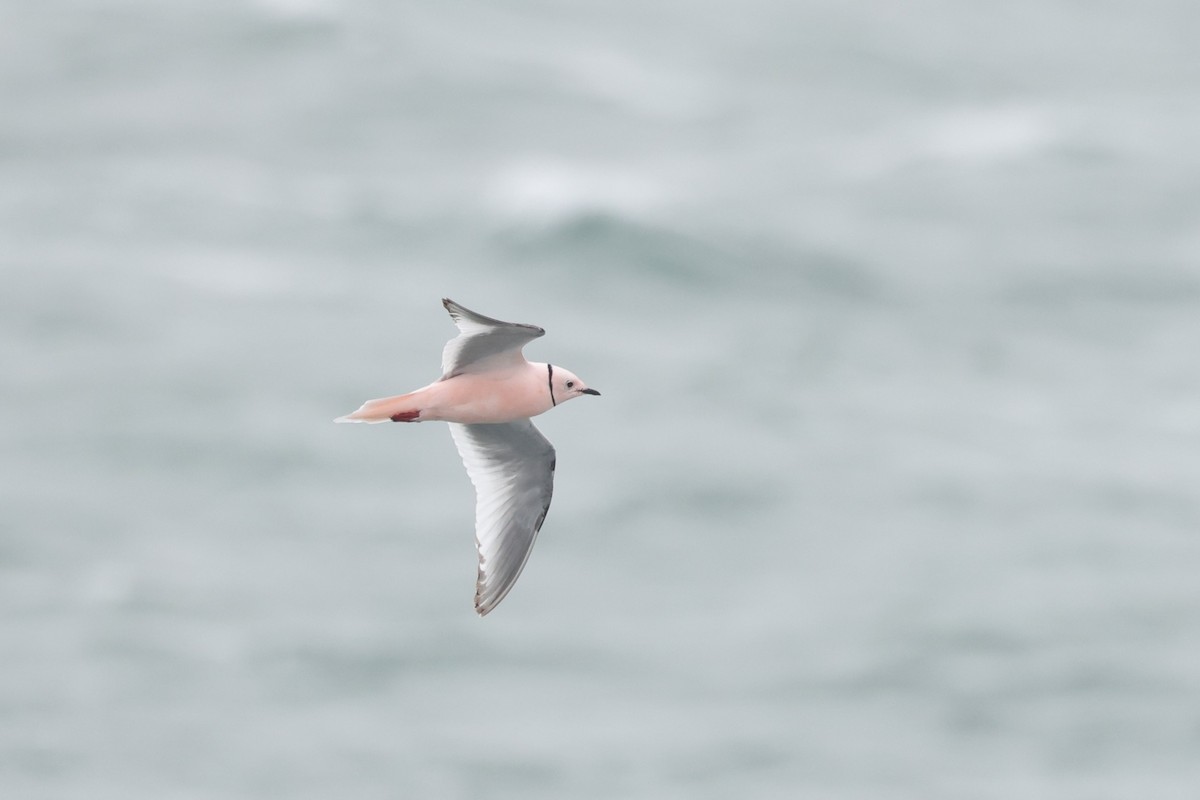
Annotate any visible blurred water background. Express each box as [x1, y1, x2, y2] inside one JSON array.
[[3, 1, 1200, 797]]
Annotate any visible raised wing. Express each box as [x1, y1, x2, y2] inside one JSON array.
[[441, 298, 544, 379], [448, 419, 556, 616]]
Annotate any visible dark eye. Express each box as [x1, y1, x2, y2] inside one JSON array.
[[566, 380, 575, 389]]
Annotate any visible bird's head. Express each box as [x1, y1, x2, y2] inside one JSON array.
[[548, 365, 600, 407]]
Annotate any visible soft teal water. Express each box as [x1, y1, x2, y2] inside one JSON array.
[[3, 1, 1200, 798]]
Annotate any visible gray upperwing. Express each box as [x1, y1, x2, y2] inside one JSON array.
[[447, 419, 556, 616], [440, 298, 545, 378]]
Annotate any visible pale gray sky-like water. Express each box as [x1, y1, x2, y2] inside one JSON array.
[[3, 2, 1199, 798]]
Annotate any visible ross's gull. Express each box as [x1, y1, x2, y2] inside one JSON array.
[[336, 298, 600, 615]]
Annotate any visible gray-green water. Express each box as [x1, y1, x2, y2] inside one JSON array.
[[3, 1, 1199, 797]]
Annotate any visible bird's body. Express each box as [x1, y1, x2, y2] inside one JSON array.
[[340, 360, 558, 424], [335, 299, 599, 616]]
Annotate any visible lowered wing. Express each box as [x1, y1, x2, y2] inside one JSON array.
[[447, 419, 556, 615]]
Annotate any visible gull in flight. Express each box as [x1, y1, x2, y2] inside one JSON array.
[[335, 298, 601, 616]]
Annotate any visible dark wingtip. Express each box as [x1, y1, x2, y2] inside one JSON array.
[[443, 298, 472, 325], [475, 589, 500, 617]]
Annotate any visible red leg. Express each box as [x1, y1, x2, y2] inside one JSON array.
[[389, 409, 421, 422]]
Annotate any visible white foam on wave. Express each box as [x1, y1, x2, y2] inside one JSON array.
[[850, 104, 1059, 175], [484, 157, 667, 224], [251, 0, 341, 21], [923, 105, 1056, 161]]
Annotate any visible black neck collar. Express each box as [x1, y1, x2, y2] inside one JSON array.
[[547, 363, 556, 406]]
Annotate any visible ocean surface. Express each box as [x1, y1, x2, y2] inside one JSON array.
[[3, 1, 1199, 797]]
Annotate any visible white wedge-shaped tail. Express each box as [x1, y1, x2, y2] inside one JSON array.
[[334, 392, 422, 423]]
